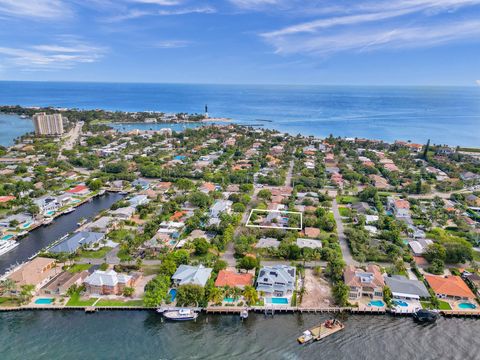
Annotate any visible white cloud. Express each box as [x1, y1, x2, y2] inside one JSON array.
[[476, 80, 480, 86], [106, 5, 215, 22], [260, 0, 480, 56], [229, 0, 282, 9], [131, 0, 181, 4], [154, 40, 191, 48], [0, 0, 69, 19], [266, 20, 480, 55], [0, 39, 106, 70]]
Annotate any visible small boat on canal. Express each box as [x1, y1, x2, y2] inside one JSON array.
[[160, 308, 198, 321], [297, 319, 345, 344], [413, 309, 438, 324]]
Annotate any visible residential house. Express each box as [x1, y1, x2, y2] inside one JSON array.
[[41, 270, 89, 296], [111, 206, 135, 220], [424, 275, 475, 301], [344, 265, 385, 300], [385, 275, 429, 300], [408, 238, 433, 256], [214, 270, 253, 289], [84, 270, 134, 295], [128, 194, 149, 208], [171, 265, 213, 287], [256, 265, 296, 297], [48, 231, 105, 254], [67, 184, 90, 195], [296, 238, 322, 249], [8, 257, 57, 292]]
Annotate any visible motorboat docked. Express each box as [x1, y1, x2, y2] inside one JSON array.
[[98, 189, 106, 195], [413, 309, 438, 324], [160, 308, 198, 321], [297, 319, 345, 344], [0, 240, 19, 256], [77, 218, 87, 227], [43, 217, 53, 226], [240, 309, 248, 319], [63, 207, 75, 214]]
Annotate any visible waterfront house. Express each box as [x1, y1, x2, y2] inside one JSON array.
[[256, 265, 296, 297], [344, 265, 385, 300], [67, 184, 90, 195], [385, 275, 430, 300], [84, 270, 134, 295], [41, 270, 88, 296], [424, 275, 475, 301], [111, 206, 135, 220], [49, 231, 105, 254], [214, 270, 253, 289], [132, 179, 150, 190], [33, 195, 59, 215], [85, 216, 116, 233], [8, 257, 57, 292], [172, 264, 213, 287], [0, 213, 34, 229]]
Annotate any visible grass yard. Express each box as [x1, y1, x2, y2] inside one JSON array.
[[421, 300, 452, 310], [338, 207, 352, 217], [337, 195, 360, 204], [142, 265, 161, 276], [77, 247, 112, 259], [95, 299, 144, 307], [0, 297, 17, 307], [66, 294, 98, 306], [67, 263, 92, 273]]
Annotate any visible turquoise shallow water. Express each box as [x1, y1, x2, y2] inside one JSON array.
[[0, 81, 479, 146], [1, 311, 479, 360]]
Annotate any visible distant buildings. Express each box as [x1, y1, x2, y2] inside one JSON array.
[[32, 112, 64, 136]]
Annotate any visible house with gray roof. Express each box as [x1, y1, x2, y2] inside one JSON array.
[[128, 195, 149, 208], [385, 275, 430, 300], [256, 265, 296, 297], [84, 270, 133, 295], [172, 264, 212, 287], [49, 231, 105, 254]]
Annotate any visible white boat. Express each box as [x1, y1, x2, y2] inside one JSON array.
[[240, 309, 249, 319], [43, 218, 53, 226], [0, 240, 19, 256], [77, 218, 87, 226], [63, 207, 75, 214], [160, 308, 198, 321], [99, 190, 106, 195]]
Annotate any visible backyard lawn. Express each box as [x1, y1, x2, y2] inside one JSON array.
[[67, 263, 92, 273], [337, 195, 360, 204], [77, 247, 112, 259], [421, 300, 452, 310], [66, 294, 98, 306], [0, 297, 17, 307], [95, 299, 144, 307]]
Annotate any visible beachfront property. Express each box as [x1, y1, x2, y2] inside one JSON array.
[[48, 231, 105, 254], [84, 270, 135, 295], [8, 257, 57, 292], [32, 112, 64, 136], [344, 265, 385, 300], [424, 275, 475, 302], [171, 265, 213, 287], [214, 270, 253, 289], [256, 265, 296, 297]]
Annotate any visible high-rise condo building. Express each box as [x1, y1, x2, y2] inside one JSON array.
[[32, 112, 64, 135]]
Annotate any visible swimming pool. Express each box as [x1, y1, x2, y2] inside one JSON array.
[[267, 297, 289, 305], [169, 289, 177, 302], [394, 300, 408, 307], [21, 222, 32, 229], [45, 211, 55, 216], [369, 300, 385, 307], [1, 234, 13, 241], [458, 302, 476, 309], [35, 298, 54, 305], [223, 297, 235, 303]]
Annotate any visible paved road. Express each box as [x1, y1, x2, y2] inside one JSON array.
[[331, 197, 358, 266], [285, 159, 294, 188], [58, 121, 83, 160]]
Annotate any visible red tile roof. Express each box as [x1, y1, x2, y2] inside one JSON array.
[[424, 275, 475, 299], [67, 185, 88, 194], [0, 196, 15, 203], [214, 270, 253, 288]]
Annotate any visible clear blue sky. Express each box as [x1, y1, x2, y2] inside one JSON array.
[[1, 0, 480, 86]]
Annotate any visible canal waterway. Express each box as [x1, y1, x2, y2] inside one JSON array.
[[0, 192, 123, 274]]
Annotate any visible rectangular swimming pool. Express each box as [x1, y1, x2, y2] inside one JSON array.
[[267, 297, 289, 305], [35, 298, 54, 305]]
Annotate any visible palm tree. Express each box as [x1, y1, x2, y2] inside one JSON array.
[[242, 286, 259, 306], [0, 279, 16, 296]]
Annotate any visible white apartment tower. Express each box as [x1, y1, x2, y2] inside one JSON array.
[[32, 112, 64, 135]]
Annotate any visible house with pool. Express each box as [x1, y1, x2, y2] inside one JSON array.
[[344, 265, 385, 303], [425, 274, 477, 310], [256, 265, 296, 304], [385, 275, 430, 312]]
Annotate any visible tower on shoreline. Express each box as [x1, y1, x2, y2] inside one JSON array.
[[204, 104, 209, 119]]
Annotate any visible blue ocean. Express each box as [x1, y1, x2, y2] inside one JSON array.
[[0, 81, 478, 146]]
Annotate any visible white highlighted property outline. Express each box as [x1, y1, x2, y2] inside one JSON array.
[[246, 209, 303, 230]]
